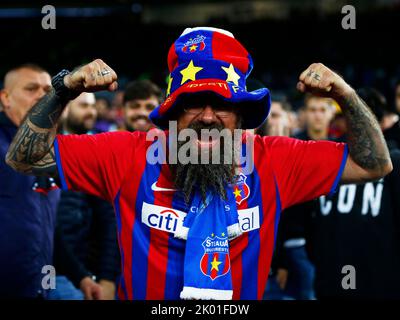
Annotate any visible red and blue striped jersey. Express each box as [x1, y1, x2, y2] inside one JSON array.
[[54, 131, 347, 300]]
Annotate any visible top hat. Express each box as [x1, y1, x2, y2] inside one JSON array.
[[149, 27, 271, 129]]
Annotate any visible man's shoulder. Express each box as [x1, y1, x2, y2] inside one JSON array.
[[58, 130, 152, 143], [253, 134, 303, 148]]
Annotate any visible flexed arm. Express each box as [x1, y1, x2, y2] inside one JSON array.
[[6, 59, 118, 177], [297, 63, 392, 183]]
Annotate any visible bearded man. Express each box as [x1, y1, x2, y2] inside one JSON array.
[[6, 27, 392, 300]]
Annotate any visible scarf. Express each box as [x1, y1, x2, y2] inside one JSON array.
[[174, 184, 242, 300]]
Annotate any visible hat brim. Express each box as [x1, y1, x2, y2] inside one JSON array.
[[150, 79, 271, 129]]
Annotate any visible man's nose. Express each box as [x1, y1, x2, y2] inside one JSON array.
[[198, 105, 217, 123], [90, 107, 97, 118], [138, 106, 151, 116]]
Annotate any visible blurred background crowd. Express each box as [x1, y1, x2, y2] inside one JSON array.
[[1, 0, 400, 300]]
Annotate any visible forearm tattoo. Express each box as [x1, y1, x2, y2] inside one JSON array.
[[338, 90, 390, 173], [6, 89, 64, 177]]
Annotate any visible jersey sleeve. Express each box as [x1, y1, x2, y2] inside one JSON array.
[[54, 131, 140, 202], [265, 136, 348, 210]]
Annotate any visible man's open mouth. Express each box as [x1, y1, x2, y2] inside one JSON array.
[[196, 137, 219, 148]]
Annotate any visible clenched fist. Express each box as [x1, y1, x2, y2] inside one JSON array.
[[64, 59, 118, 93], [297, 63, 353, 99]]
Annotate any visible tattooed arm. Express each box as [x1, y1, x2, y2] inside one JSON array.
[[6, 59, 118, 177], [6, 90, 63, 177], [297, 63, 392, 183], [335, 90, 392, 182]]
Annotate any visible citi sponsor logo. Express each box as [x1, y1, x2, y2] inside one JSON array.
[[141, 202, 187, 233], [141, 202, 260, 234]]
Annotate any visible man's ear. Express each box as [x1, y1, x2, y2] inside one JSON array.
[[0, 89, 10, 109]]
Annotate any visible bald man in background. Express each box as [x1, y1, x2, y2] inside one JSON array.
[[0, 64, 61, 298]]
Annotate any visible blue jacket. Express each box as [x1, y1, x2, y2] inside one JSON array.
[[0, 112, 60, 298]]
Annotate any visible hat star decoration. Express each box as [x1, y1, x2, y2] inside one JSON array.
[[180, 60, 203, 85], [221, 63, 241, 86]]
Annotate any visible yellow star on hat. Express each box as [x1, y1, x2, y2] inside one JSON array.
[[180, 60, 203, 85], [221, 63, 241, 86]]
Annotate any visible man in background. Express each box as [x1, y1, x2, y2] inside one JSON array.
[[49, 93, 120, 300], [94, 97, 117, 132], [0, 64, 60, 298], [256, 98, 291, 137], [121, 79, 162, 132], [264, 95, 335, 300], [310, 87, 400, 299], [295, 94, 335, 141]]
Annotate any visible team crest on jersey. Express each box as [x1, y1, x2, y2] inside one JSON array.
[[200, 235, 230, 281], [182, 35, 206, 53], [232, 173, 250, 205]]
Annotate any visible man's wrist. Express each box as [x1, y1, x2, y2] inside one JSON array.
[[51, 69, 80, 104], [332, 84, 355, 103]]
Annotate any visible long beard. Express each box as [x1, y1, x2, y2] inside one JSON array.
[[65, 117, 92, 134], [170, 122, 239, 204]]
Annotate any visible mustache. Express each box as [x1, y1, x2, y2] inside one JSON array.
[[129, 115, 150, 122], [187, 121, 225, 135], [83, 114, 95, 121]]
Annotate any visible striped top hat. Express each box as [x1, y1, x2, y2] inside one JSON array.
[[149, 27, 271, 129]]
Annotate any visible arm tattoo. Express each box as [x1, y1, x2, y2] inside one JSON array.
[[6, 89, 65, 177], [338, 90, 391, 174]]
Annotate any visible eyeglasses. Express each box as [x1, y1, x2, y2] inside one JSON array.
[[183, 105, 235, 118]]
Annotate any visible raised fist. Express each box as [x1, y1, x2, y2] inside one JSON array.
[[63, 59, 118, 93], [297, 63, 352, 99]]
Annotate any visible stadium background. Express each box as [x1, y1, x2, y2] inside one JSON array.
[[0, 0, 399, 110]]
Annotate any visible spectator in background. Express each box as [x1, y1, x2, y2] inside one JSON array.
[[256, 98, 291, 137], [293, 107, 307, 136], [121, 79, 162, 132], [94, 97, 117, 132], [310, 87, 400, 299], [0, 64, 60, 298], [48, 93, 120, 300], [296, 94, 335, 141], [264, 95, 335, 300], [287, 109, 301, 136]]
